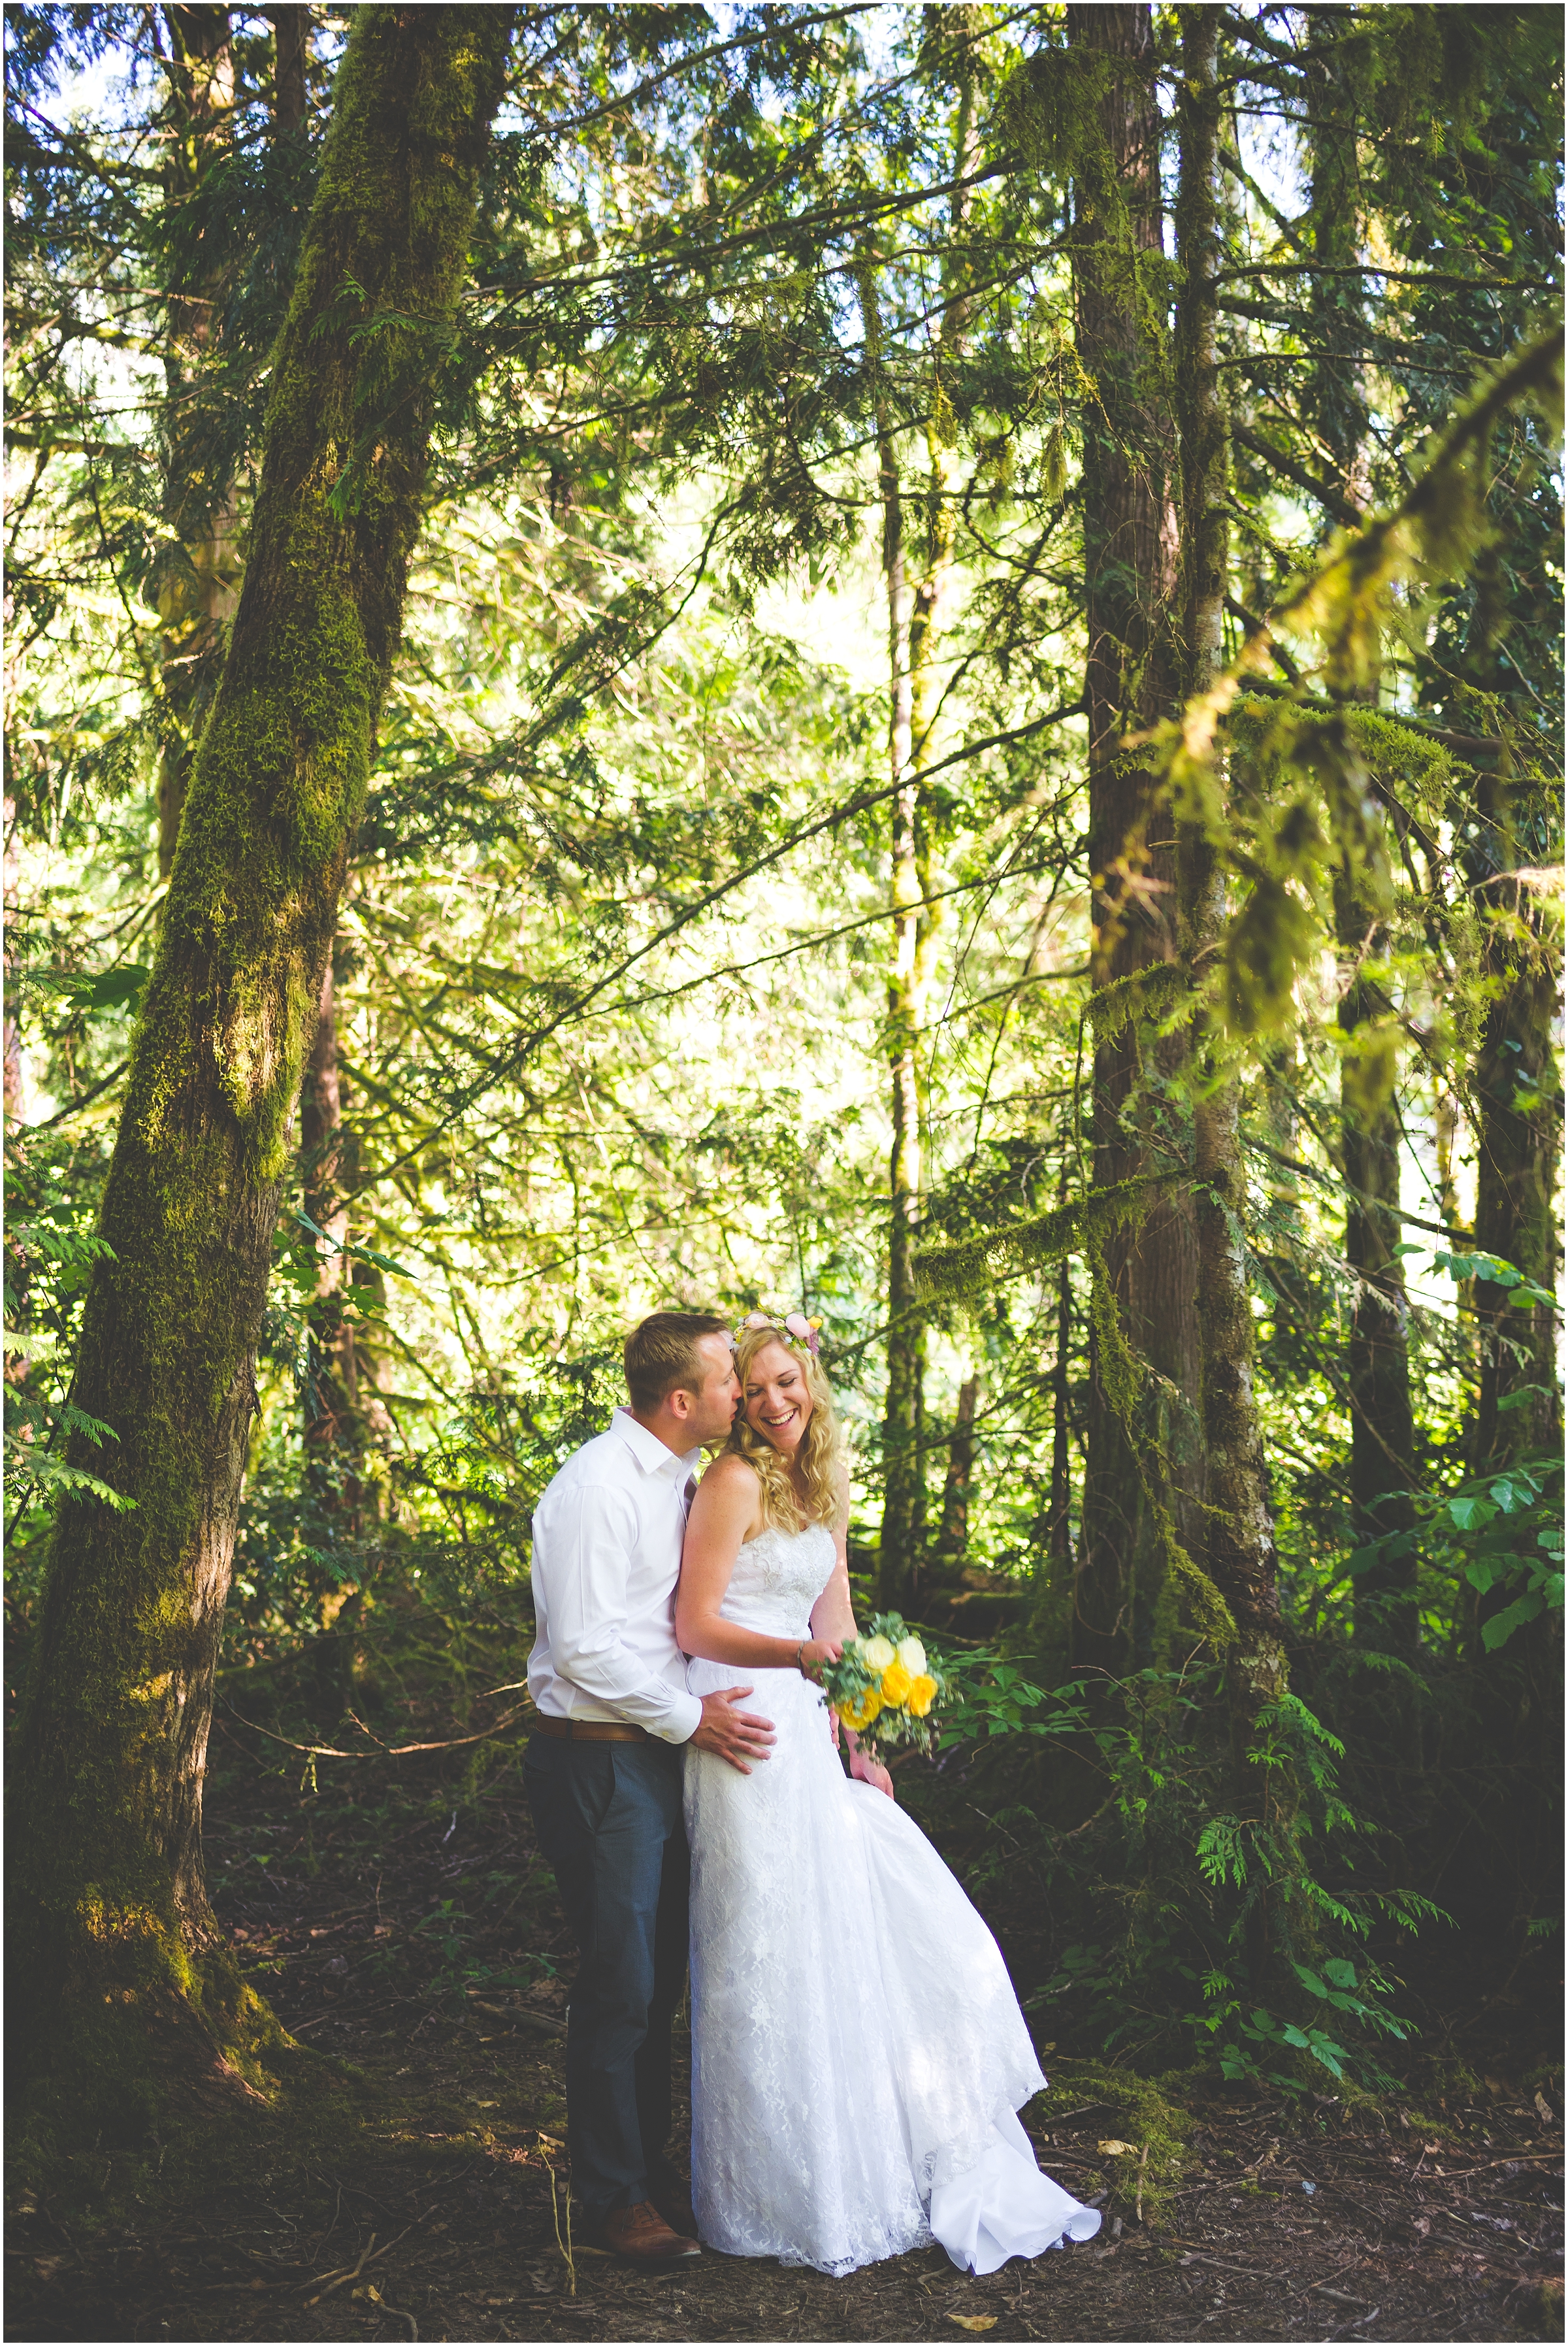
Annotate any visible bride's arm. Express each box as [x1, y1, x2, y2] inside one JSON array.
[[676, 1457, 843, 1676], [807, 1503, 856, 1645], [809, 1502, 895, 1799]]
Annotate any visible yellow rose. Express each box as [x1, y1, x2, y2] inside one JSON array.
[[838, 1688, 883, 1731], [862, 1634, 896, 1672], [896, 1635, 926, 1677], [879, 1659, 913, 1706], [907, 1673, 938, 1717]]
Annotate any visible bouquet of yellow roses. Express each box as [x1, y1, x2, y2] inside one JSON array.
[[819, 1611, 947, 1759]]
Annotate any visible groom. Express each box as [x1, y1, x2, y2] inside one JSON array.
[[523, 1312, 776, 2265]]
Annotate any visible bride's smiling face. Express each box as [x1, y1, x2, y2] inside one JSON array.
[[742, 1339, 815, 1455]]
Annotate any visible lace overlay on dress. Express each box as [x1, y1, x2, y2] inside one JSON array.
[[683, 1521, 1098, 2276]]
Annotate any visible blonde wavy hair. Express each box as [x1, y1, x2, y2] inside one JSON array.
[[727, 1324, 847, 1532]]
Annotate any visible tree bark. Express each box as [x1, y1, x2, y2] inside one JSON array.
[[872, 39, 979, 1611], [301, 958, 389, 1730], [936, 1373, 979, 1572], [9, 4, 514, 2128], [270, 3, 310, 138], [1067, 1, 1202, 1678], [1471, 763, 1561, 1476], [1299, 9, 1417, 1655], [1173, 7, 1288, 1917], [1336, 884, 1418, 1654], [1049, 1253, 1073, 1569], [858, 254, 926, 1610], [302, 957, 357, 1451], [156, 6, 241, 884]]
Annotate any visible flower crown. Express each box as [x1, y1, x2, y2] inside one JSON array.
[[739, 1308, 823, 1358]]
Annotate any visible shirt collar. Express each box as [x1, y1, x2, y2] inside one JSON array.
[[613, 1407, 700, 1479]]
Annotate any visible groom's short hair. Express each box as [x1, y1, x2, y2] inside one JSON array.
[[625, 1312, 730, 1412]]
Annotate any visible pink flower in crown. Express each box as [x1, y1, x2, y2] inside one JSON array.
[[742, 1307, 823, 1355], [783, 1311, 823, 1357]]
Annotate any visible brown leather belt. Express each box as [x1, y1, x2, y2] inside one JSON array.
[[529, 1713, 652, 1744]]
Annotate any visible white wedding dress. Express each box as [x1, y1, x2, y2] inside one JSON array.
[[683, 1521, 1102, 2276]]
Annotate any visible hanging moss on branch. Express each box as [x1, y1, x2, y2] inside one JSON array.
[[912, 1171, 1171, 1304], [7, 5, 515, 2170], [1085, 959, 1188, 1044], [1141, 322, 1563, 1040]]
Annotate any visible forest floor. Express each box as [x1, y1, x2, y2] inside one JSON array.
[[8, 1656, 1564, 2346]]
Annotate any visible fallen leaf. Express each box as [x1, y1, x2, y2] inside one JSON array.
[[33, 2257, 65, 2282], [948, 2319, 997, 2334], [1098, 2138, 1139, 2157], [1535, 2090, 1556, 2125]]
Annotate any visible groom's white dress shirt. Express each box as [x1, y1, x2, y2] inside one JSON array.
[[527, 1408, 704, 1744]]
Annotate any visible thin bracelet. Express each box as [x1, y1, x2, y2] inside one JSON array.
[[795, 1641, 806, 1673]]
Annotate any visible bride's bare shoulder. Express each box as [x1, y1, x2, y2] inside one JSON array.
[[700, 1451, 759, 1496]]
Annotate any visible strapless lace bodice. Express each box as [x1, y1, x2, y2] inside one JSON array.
[[717, 1521, 836, 1638]]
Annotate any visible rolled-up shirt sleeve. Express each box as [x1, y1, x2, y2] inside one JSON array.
[[543, 1480, 702, 1742]]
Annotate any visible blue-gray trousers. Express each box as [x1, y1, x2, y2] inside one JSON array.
[[523, 1734, 689, 2220]]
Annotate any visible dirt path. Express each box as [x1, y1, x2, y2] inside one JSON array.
[[8, 1708, 1563, 2343]]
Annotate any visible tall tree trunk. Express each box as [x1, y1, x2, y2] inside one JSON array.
[[872, 39, 980, 1612], [1173, 8, 1287, 1955], [8, 5, 514, 2130], [1471, 755, 1561, 1476], [1049, 1253, 1073, 1569], [1302, 11, 1417, 1655], [300, 958, 382, 1729], [935, 1373, 979, 1574], [1068, 0, 1201, 1679], [157, 6, 241, 883], [859, 255, 925, 1610], [269, 3, 309, 137], [301, 962, 360, 1480], [3, 795, 21, 1127], [1336, 889, 1418, 1654]]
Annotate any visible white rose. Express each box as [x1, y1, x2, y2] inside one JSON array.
[[896, 1636, 926, 1677], [862, 1634, 896, 1672]]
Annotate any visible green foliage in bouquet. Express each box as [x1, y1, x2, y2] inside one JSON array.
[[820, 1611, 947, 1758]]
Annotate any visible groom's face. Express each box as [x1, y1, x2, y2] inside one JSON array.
[[678, 1333, 742, 1446]]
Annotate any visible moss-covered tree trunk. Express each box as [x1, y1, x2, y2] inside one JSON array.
[[1068, 0, 1203, 1681], [156, 4, 242, 882], [1299, 21, 1418, 1659], [1173, 8, 1288, 1928], [9, 4, 513, 2143]]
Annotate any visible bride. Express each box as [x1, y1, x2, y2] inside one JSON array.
[[675, 1315, 1101, 2277]]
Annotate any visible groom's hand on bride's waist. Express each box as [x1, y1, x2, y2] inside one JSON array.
[[691, 1687, 776, 1774]]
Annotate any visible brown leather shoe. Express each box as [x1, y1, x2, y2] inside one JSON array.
[[648, 2179, 698, 2239], [596, 2200, 702, 2263]]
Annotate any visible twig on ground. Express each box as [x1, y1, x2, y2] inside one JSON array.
[[549, 2166, 577, 2298]]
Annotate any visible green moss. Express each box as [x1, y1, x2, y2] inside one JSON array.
[[1026, 2060, 1199, 2226]]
